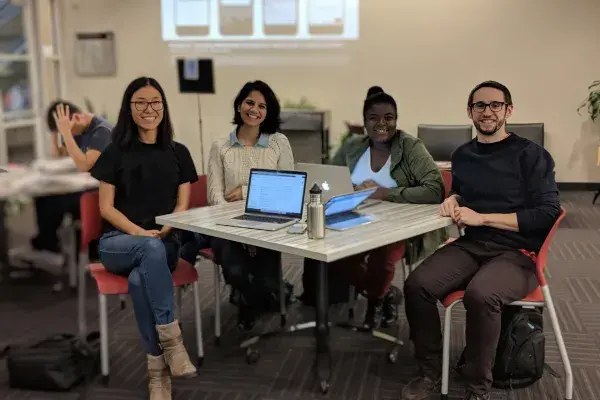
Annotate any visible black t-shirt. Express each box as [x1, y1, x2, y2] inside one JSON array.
[[451, 133, 560, 252], [91, 139, 198, 234]]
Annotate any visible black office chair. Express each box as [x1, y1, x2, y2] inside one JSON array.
[[506, 123, 544, 147], [417, 124, 473, 161]]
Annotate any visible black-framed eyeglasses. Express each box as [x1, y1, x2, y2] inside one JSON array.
[[131, 101, 163, 112], [470, 101, 506, 113]]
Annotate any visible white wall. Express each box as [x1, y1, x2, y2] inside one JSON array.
[[57, 0, 600, 181]]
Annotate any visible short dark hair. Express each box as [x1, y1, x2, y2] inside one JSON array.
[[232, 80, 281, 134], [363, 91, 398, 120], [112, 77, 174, 149], [46, 100, 81, 132], [467, 80, 513, 106], [366, 86, 384, 98]]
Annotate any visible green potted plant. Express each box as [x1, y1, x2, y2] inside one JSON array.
[[578, 80, 600, 122]]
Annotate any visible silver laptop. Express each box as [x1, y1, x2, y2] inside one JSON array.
[[295, 162, 381, 208], [216, 168, 307, 231], [295, 163, 354, 202], [325, 188, 378, 231]]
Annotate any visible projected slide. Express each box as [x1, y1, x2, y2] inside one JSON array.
[[162, 0, 359, 41]]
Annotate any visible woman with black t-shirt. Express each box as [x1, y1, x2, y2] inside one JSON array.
[[91, 77, 198, 400]]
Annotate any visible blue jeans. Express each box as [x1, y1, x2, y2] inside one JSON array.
[[98, 230, 180, 356]]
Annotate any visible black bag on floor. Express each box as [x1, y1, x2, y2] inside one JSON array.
[[1, 332, 100, 391], [299, 259, 355, 306], [457, 306, 546, 389]]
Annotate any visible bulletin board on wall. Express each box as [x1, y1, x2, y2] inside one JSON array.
[[74, 32, 117, 77]]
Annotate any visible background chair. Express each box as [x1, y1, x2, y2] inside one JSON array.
[[506, 123, 545, 147], [440, 208, 572, 400], [417, 124, 473, 161]]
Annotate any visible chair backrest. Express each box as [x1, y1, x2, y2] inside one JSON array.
[[80, 190, 102, 252], [506, 123, 544, 147], [189, 175, 207, 209], [441, 170, 452, 199], [417, 124, 473, 162], [536, 206, 566, 286]]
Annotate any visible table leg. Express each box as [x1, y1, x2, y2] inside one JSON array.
[[314, 260, 331, 394]]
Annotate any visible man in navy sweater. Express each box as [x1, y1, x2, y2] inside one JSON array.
[[401, 81, 560, 400]]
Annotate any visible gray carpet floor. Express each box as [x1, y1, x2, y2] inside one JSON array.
[[0, 191, 598, 399]]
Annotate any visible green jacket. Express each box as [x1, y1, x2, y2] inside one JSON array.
[[330, 131, 447, 263]]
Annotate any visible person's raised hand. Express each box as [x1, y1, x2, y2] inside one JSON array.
[[52, 104, 75, 138]]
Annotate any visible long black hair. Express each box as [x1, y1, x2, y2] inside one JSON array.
[[112, 77, 174, 149], [232, 80, 281, 134]]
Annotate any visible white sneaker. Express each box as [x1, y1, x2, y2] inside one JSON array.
[[9, 246, 65, 270]]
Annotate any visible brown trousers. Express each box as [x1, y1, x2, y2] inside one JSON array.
[[404, 236, 538, 394]]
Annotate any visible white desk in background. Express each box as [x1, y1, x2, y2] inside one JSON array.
[[0, 164, 99, 285], [156, 200, 453, 393]]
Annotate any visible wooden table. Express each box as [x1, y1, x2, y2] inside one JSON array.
[[156, 201, 453, 393]]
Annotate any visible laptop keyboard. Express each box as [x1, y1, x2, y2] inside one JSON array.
[[233, 214, 292, 224], [326, 211, 362, 225]]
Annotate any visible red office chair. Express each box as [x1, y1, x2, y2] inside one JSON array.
[[77, 180, 205, 384], [440, 208, 572, 400], [441, 170, 452, 200]]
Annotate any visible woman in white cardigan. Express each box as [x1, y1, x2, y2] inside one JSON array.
[[208, 80, 293, 330]]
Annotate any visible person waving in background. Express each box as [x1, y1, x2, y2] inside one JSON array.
[[308, 87, 445, 330], [91, 77, 198, 400], [207, 80, 293, 330], [11, 101, 112, 269]]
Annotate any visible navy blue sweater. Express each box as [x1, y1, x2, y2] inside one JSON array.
[[451, 133, 560, 252]]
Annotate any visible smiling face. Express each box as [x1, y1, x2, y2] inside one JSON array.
[[130, 85, 164, 132], [364, 102, 397, 143], [238, 90, 267, 128], [468, 87, 513, 136]]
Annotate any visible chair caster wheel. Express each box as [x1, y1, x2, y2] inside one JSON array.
[[215, 337, 221, 346], [197, 356, 204, 368], [101, 375, 109, 386], [320, 379, 330, 394], [348, 308, 354, 321], [245, 348, 260, 364], [387, 347, 399, 364], [280, 315, 287, 327]]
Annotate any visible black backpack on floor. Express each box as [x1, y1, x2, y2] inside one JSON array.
[[457, 306, 547, 389], [1, 332, 100, 391]]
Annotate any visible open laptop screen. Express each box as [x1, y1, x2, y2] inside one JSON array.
[[325, 188, 376, 216], [245, 169, 307, 218]]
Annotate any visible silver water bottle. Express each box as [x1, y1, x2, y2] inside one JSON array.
[[307, 183, 325, 239]]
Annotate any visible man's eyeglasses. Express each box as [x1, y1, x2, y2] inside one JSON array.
[[131, 101, 163, 112], [470, 101, 506, 113]]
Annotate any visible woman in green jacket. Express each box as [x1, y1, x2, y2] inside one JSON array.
[[327, 87, 446, 329]]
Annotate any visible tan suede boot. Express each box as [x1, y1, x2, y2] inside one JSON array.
[[156, 320, 197, 378], [147, 354, 172, 400]]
